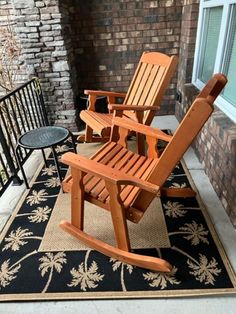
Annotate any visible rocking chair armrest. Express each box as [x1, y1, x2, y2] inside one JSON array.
[[112, 116, 172, 142], [62, 152, 160, 194], [84, 90, 126, 98], [108, 104, 160, 111]]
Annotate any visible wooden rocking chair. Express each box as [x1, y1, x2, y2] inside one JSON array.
[[79, 51, 178, 153], [60, 73, 227, 272]]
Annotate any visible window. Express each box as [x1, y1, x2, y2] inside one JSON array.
[[192, 0, 236, 122]]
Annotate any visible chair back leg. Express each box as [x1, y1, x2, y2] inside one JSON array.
[[105, 182, 131, 251]]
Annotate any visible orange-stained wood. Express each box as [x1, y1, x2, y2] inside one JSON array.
[[61, 74, 227, 272], [70, 168, 84, 230], [60, 220, 172, 272], [78, 51, 178, 151]]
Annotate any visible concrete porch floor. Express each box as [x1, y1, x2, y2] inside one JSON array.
[[0, 115, 236, 313]]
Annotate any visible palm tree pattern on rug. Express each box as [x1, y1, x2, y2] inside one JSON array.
[[0, 139, 235, 300]]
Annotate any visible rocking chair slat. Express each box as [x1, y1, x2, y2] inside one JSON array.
[[87, 141, 115, 160], [132, 64, 154, 105], [126, 62, 148, 105], [86, 148, 128, 197], [89, 148, 133, 198], [84, 144, 124, 189], [145, 66, 166, 109], [136, 64, 161, 107], [122, 159, 158, 208], [97, 152, 146, 203]]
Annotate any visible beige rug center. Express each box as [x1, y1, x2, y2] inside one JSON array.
[[39, 142, 170, 252], [39, 193, 171, 252]]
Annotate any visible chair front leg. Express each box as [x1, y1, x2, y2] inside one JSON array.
[[105, 182, 131, 252], [110, 109, 124, 142], [71, 168, 85, 230], [85, 125, 93, 143]]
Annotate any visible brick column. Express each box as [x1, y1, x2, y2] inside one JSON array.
[[11, 0, 77, 131]]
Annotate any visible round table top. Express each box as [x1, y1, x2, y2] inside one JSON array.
[[18, 126, 70, 149]]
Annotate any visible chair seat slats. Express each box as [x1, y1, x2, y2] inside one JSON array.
[[85, 144, 125, 191], [80, 111, 113, 135], [82, 143, 156, 209]]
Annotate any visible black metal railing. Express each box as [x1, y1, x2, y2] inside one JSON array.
[[0, 78, 48, 196]]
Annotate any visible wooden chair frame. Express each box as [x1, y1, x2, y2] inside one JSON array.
[[79, 51, 178, 154], [61, 74, 227, 272]]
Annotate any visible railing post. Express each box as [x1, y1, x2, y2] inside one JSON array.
[[0, 126, 23, 185]]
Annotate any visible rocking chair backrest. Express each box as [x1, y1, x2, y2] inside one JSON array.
[[123, 52, 178, 125], [132, 73, 227, 210]]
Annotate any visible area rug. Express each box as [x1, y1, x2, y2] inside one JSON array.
[[0, 140, 236, 301]]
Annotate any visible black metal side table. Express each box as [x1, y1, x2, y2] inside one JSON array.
[[15, 126, 76, 189]]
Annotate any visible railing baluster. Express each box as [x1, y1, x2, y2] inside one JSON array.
[[2, 99, 18, 144], [29, 83, 43, 126], [0, 125, 22, 185], [0, 101, 25, 166], [26, 84, 40, 128], [0, 154, 10, 180], [22, 87, 38, 129], [0, 107, 17, 161], [0, 78, 48, 195], [32, 79, 48, 126], [19, 88, 35, 130], [15, 90, 31, 132], [8, 95, 22, 136], [13, 93, 27, 134]]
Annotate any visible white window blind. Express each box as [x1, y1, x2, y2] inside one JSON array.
[[199, 7, 223, 83], [193, 0, 236, 122]]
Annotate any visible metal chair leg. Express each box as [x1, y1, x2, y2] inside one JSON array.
[[68, 131, 77, 153], [15, 145, 30, 189], [41, 149, 48, 167], [51, 146, 62, 183]]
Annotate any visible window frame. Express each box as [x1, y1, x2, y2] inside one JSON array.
[[192, 0, 236, 123]]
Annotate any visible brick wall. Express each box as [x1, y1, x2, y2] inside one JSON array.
[[69, 0, 182, 115], [10, 0, 77, 131], [177, 0, 236, 226], [3, 0, 182, 129], [194, 111, 236, 225]]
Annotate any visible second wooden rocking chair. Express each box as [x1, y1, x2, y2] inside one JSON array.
[[79, 51, 178, 154], [60, 73, 227, 272]]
